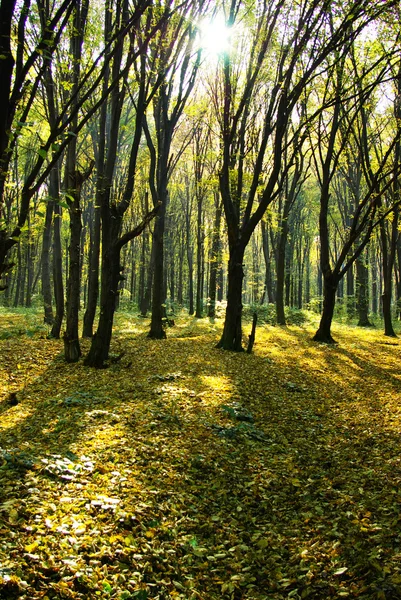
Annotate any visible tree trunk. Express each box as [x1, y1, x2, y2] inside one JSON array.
[[346, 263, 355, 318], [261, 219, 275, 304], [82, 200, 101, 336], [246, 312, 257, 354], [379, 214, 398, 338], [208, 196, 222, 318], [217, 243, 245, 351], [42, 200, 54, 325], [195, 200, 203, 318], [170, 243, 175, 303], [217, 264, 224, 302], [297, 259, 303, 310], [276, 217, 289, 325], [25, 227, 33, 308], [64, 198, 82, 362], [187, 247, 194, 315], [177, 236, 184, 305], [285, 248, 291, 307], [138, 203, 149, 313], [148, 202, 167, 339], [13, 245, 22, 306], [141, 241, 154, 317], [305, 251, 311, 305], [50, 199, 64, 338], [382, 289, 396, 337], [356, 252, 371, 327], [397, 236, 401, 319], [313, 274, 338, 343], [371, 246, 378, 315], [84, 242, 121, 367]]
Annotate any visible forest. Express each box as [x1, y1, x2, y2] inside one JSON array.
[[1, 0, 401, 598]]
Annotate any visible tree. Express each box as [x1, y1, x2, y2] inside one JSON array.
[[84, 0, 168, 367], [274, 124, 310, 325], [378, 59, 401, 337], [311, 29, 400, 343], [63, 0, 91, 362], [82, 0, 115, 339], [208, 190, 223, 317], [145, 0, 209, 339], [212, 0, 390, 350], [0, 0, 75, 288]]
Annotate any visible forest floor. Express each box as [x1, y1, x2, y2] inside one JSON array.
[[1, 309, 401, 600]]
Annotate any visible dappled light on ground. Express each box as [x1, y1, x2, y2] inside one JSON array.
[[1, 311, 401, 599]]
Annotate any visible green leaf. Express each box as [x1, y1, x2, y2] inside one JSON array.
[[103, 581, 113, 593]]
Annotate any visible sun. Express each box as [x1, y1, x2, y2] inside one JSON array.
[[199, 17, 231, 57]]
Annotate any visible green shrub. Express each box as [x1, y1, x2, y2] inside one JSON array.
[[243, 304, 308, 326]]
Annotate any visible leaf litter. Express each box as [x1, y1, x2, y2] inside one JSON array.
[[0, 312, 401, 599]]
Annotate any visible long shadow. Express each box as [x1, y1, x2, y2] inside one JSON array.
[[284, 325, 401, 408]]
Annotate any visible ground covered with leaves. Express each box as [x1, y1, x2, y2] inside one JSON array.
[[1, 309, 401, 599]]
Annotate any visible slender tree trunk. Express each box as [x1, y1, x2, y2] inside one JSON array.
[[141, 240, 154, 316], [217, 263, 224, 302], [42, 200, 54, 324], [195, 200, 203, 318], [356, 251, 371, 327], [397, 237, 401, 319], [208, 196, 222, 318], [32, 250, 42, 296], [187, 246, 194, 315], [13, 245, 22, 306], [298, 260, 303, 310], [276, 217, 289, 325], [217, 243, 245, 351], [305, 248, 311, 305], [163, 239, 168, 313], [380, 213, 398, 337], [64, 195, 82, 361], [25, 230, 33, 307], [138, 194, 149, 313], [313, 274, 338, 343], [51, 200, 64, 338], [371, 246, 378, 315], [170, 244, 175, 303], [82, 200, 101, 336], [261, 219, 275, 304], [177, 236, 184, 305], [346, 264, 355, 318], [138, 232, 146, 310], [149, 199, 167, 339], [285, 248, 291, 307]]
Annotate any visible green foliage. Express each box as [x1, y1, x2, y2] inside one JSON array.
[[243, 303, 308, 326], [0, 307, 49, 339]]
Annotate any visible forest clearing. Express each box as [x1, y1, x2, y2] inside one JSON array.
[[1, 309, 401, 599]]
